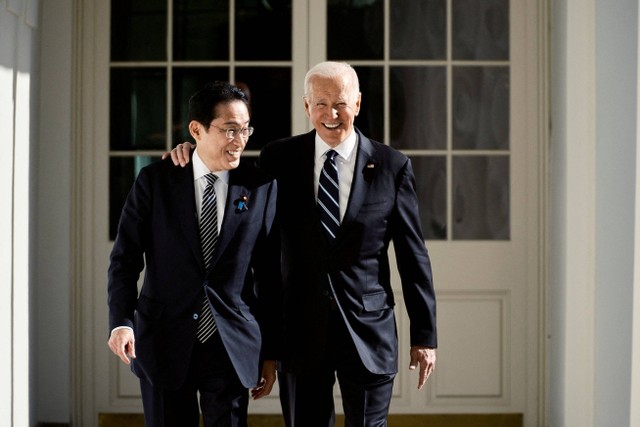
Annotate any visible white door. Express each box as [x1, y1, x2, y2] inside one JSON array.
[[75, 0, 547, 425]]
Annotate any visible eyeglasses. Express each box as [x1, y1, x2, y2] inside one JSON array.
[[210, 124, 254, 140]]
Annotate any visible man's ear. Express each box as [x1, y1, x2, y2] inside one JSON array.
[[188, 120, 201, 140], [303, 97, 311, 119]]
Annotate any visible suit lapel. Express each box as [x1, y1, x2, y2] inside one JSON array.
[[338, 130, 377, 237], [208, 166, 248, 268], [301, 133, 320, 216], [299, 132, 333, 247], [171, 163, 205, 271]]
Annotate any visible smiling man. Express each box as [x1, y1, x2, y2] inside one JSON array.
[[259, 61, 437, 427], [169, 62, 438, 427], [107, 81, 280, 427]]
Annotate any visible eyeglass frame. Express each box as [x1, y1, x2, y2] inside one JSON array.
[[210, 123, 254, 140]]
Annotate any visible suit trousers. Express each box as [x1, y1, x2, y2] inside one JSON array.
[[140, 333, 248, 427], [279, 309, 396, 427]]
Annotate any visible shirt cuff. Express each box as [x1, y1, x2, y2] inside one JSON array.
[[110, 326, 133, 337]]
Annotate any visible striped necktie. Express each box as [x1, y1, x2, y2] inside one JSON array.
[[318, 149, 340, 242], [197, 173, 218, 343]]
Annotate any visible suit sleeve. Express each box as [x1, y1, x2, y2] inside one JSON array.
[[107, 167, 151, 333], [250, 178, 283, 360], [391, 158, 438, 348]]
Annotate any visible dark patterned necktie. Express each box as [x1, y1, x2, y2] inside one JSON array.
[[318, 150, 340, 241], [197, 173, 218, 343]]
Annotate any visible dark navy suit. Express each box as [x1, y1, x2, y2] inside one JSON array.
[[108, 157, 280, 425], [259, 128, 437, 426]]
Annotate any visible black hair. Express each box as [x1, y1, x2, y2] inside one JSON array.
[[187, 81, 250, 130]]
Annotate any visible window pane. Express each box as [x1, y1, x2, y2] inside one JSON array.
[[111, 0, 167, 61], [235, 67, 292, 151], [235, 0, 292, 60], [173, 0, 229, 61], [453, 0, 509, 60], [390, 66, 446, 150], [453, 155, 509, 240], [411, 156, 447, 240], [110, 68, 167, 151], [353, 66, 384, 142], [110, 156, 161, 240], [390, 0, 446, 60], [172, 68, 230, 147], [327, 0, 383, 60], [453, 66, 509, 150]]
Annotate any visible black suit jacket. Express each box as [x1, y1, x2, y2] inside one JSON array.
[[108, 158, 280, 389], [259, 128, 437, 375]]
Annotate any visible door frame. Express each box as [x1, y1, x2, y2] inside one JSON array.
[[70, 0, 550, 425]]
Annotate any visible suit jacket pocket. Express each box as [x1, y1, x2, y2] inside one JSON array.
[[238, 304, 256, 321], [358, 200, 391, 212], [362, 291, 393, 312], [136, 295, 164, 320]]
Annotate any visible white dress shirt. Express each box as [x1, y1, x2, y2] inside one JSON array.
[[193, 148, 229, 233], [314, 131, 358, 222]]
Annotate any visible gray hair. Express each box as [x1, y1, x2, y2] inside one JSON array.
[[303, 61, 360, 102]]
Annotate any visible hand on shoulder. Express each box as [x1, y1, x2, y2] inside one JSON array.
[[161, 142, 196, 167]]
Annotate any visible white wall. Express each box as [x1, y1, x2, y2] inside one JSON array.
[[549, 0, 638, 426], [35, 0, 73, 423], [632, 5, 640, 424], [549, 1, 598, 424], [548, 0, 569, 422], [0, 0, 40, 425], [594, 0, 636, 426]]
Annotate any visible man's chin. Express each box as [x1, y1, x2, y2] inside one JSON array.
[[318, 129, 345, 145], [215, 160, 240, 171]]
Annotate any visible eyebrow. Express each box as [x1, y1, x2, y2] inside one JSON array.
[[220, 120, 250, 126]]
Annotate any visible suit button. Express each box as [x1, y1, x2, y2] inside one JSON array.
[[193, 313, 199, 320]]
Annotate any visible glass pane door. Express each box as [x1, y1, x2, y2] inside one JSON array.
[[324, 0, 510, 241], [109, 0, 293, 239], [312, 0, 537, 421]]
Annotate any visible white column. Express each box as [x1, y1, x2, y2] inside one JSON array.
[[0, 3, 17, 423], [631, 3, 640, 424], [0, 1, 37, 425], [558, 0, 597, 425]]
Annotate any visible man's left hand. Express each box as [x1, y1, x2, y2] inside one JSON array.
[[250, 360, 277, 400], [409, 346, 436, 390]]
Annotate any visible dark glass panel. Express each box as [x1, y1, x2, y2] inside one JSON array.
[[353, 66, 384, 142], [235, 67, 292, 151], [453, 66, 509, 150], [327, 0, 383, 60], [410, 156, 447, 240], [111, 0, 167, 61], [390, 66, 446, 150], [452, 155, 509, 240], [235, 0, 292, 60], [390, 0, 446, 60], [173, 0, 229, 61], [453, 0, 509, 60], [110, 68, 167, 151], [172, 68, 230, 147], [109, 156, 161, 240]]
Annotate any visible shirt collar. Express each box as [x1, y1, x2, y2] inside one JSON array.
[[314, 129, 358, 162], [193, 148, 229, 184]]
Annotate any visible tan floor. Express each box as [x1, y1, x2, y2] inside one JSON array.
[[99, 413, 523, 427]]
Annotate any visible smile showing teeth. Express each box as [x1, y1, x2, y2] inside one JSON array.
[[324, 123, 340, 129]]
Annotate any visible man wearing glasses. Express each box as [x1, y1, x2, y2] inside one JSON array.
[[168, 63, 437, 427], [107, 81, 280, 427]]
